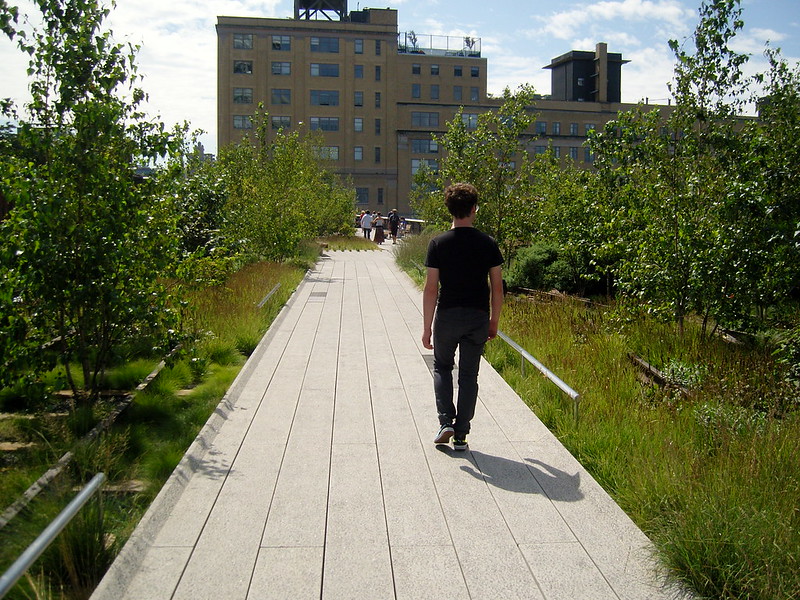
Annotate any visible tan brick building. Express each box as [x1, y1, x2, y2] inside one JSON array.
[[217, 5, 669, 216]]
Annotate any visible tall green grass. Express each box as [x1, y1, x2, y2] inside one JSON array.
[[317, 234, 378, 251], [394, 229, 440, 286], [0, 259, 307, 599], [484, 297, 800, 600]]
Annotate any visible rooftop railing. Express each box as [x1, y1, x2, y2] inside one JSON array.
[[398, 31, 481, 58]]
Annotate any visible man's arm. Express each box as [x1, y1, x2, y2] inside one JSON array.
[[422, 267, 439, 349], [487, 265, 503, 341]]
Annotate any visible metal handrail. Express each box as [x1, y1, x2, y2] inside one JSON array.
[[257, 282, 281, 308], [496, 330, 581, 424], [0, 473, 106, 598]]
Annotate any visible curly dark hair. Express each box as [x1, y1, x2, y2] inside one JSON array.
[[444, 183, 478, 219]]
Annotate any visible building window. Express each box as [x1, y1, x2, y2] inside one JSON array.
[[311, 37, 339, 53], [271, 116, 291, 130], [411, 84, 421, 99], [553, 122, 561, 135], [453, 86, 462, 101], [354, 117, 363, 132], [375, 118, 381, 135], [375, 65, 381, 81], [553, 146, 561, 158], [233, 33, 253, 49], [430, 84, 439, 100], [454, 65, 462, 77], [271, 88, 291, 104], [584, 147, 594, 163], [412, 63, 421, 75], [271, 61, 291, 75], [411, 139, 438, 153], [411, 158, 438, 174], [411, 111, 439, 127], [374, 146, 381, 163], [354, 91, 363, 106], [535, 145, 547, 154], [272, 35, 290, 51], [570, 147, 579, 160], [375, 92, 381, 108], [354, 146, 363, 161], [317, 146, 339, 160], [356, 187, 369, 204], [310, 90, 339, 106], [471, 66, 480, 77], [377, 188, 384, 205], [310, 117, 339, 131], [233, 60, 252, 74], [233, 115, 252, 129], [470, 87, 479, 102], [462, 113, 478, 129], [375, 39, 381, 55], [431, 64, 439, 76], [570, 122, 579, 135], [535, 121, 547, 135], [233, 87, 252, 104], [355, 38, 364, 54], [585, 123, 596, 135], [354, 64, 363, 78], [311, 63, 339, 77]]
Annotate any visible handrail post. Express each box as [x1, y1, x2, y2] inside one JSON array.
[[0, 473, 106, 598]]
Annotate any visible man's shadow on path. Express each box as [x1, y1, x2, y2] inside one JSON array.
[[438, 447, 584, 503]]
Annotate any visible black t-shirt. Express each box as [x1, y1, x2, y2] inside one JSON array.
[[425, 227, 503, 312]]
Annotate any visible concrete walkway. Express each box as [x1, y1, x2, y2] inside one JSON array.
[[91, 248, 684, 600]]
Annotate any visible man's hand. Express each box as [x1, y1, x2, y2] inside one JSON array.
[[487, 320, 498, 341], [422, 328, 433, 350]]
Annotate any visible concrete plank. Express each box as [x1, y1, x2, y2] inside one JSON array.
[[377, 442, 451, 547], [326, 443, 387, 547], [249, 547, 323, 600], [100, 546, 189, 600], [455, 539, 545, 600], [321, 543, 394, 598], [391, 545, 468, 600], [520, 542, 618, 600], [171, 545, 257, 600], [261, 437, 330, 548]]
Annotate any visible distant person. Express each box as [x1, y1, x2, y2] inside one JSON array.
[[422, 183, 503, 451], [388, 209, 400, 244], [360, 210, 373, 239], [373, 212, 386, 244]]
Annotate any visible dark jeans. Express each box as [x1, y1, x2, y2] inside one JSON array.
[[433, 307, 489, 437], [363, 228, 371, 239]]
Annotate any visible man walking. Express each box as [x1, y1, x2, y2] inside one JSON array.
[[422, 183, 503, 450], [360, 210, 373, 239], [388, 208, 400, 244]]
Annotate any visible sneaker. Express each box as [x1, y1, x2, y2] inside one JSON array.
[[452, 437, 468, 451], [434, 424, 454, 444]]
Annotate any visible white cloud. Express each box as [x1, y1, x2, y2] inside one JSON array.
[[622, 45, 675, 104], [531, 0, 693, 40]]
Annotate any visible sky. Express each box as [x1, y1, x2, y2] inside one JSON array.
[[1, 0, 798, 155]]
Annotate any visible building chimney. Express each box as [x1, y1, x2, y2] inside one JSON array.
[[595, 42, 608, 103]]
